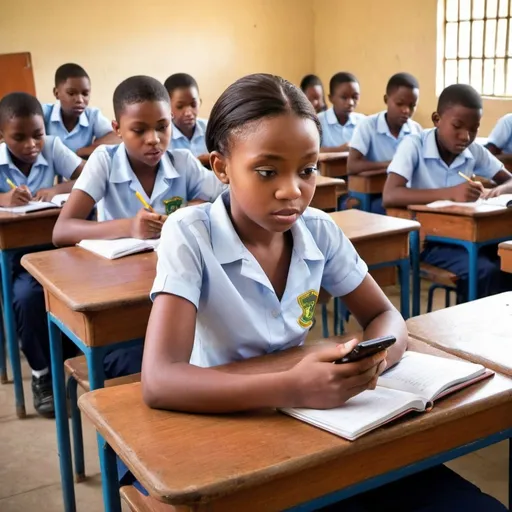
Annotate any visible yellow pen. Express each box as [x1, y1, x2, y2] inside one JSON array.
[[135, 191, 155, 213], [457, 171, 473, 183], [6, 178, 17, 190]]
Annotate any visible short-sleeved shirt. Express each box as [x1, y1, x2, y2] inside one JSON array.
[[487, 114, 512, 154], [318, 108, 366, 148], [73, 144, 226, 221], [387, 128, 504, 188], [170, 118, 208, 157], [42, 102, 112, 152], [0, 136, 82, 194], [350, 111, 423, 162], [150, 192, 368, 367]]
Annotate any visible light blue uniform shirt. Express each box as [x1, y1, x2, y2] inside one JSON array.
[[350, 111, 422, 161], [488, 114, 512, 154], [0, 136, 82, 194], [73, 144, 226, 221], [387, 128, 503, 188], [318, 108, 365, 148], [150, 192, 368, 367], [42, 101, 112, 153], [170, 118, 208, 157]]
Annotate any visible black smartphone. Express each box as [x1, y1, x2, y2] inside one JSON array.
[[334, 335, 396, 364]]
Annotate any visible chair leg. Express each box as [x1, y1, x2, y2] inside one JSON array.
[[445, 287, 451, 308], [427, 284, 436, 313], [67, 377, 86, 483]]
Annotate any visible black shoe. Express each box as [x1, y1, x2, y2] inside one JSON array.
[[32, 373, 55, 418]]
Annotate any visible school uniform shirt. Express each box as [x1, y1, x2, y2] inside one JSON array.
[[487, 113, 512, 154], [318, 108, 366, 148], [350, 111, 422, 161], [0, 136, 82, 194], [170, 118, 208, 157], [151, 191, 368, 367], [73, 144, 226, 221], [42, 101, 112, 153], [387, 128, 503, 188]]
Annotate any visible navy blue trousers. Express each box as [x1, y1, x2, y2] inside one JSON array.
[[421, 242, 512, 300]]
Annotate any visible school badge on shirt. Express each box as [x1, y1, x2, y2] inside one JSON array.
[[297, 289, 319, 328], [163, 196, 183, 215]]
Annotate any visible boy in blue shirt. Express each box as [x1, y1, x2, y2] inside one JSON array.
[[53, 75, 226, 377], [300, 74, 327, 114], [318, 72, 365, 152], [0, 92, 84, 417], [348, 72, 421, 213], [383, 84, 512, 300], [42, 63, 119, 158], [164, 73, 209, 166], [486, 113, 512, 166]]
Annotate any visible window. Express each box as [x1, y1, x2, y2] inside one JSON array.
[[437, 0, 512, 97]]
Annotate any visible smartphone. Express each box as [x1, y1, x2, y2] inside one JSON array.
[[334, 335, 396, 364]]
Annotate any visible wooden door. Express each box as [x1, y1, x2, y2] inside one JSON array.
[[0, 52, 36, 100]]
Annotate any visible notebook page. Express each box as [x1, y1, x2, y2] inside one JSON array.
[[51, 193, 70, 207], [77, 238, 152, 259], [427, 194, 512, 209], [377, 352, 484, 401], [0, 201, 58, 213], [281, 387, 426, 440]]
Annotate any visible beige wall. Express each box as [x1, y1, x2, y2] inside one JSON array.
[[0, 0, 314, 120], [313, 0, 511, 135]]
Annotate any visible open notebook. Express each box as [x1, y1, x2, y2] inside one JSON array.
[[0, 193, 70, 214], [280, 351, 491, 441], [427, 194, 512, 209], [77, 238, 160, 259]]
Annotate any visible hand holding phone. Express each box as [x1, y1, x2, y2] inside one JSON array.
[[334, 335, 396, 364]]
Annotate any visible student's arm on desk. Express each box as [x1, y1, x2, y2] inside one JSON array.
[[482, 168, 512, 197], [76, 132, 121, 159], [347, 148, 390, 175], [33, 161, 85, 201], [142, 295, 386, 413], [383, 173, 485, 207], [52, 189, 164, 246]]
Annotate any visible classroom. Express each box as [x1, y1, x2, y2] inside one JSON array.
[[0, 0, 511, 510]]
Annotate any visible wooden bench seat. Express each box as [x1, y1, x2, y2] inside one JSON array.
[[419, 262, 458, 288]]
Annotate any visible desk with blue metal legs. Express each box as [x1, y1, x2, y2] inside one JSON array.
[[410, 204, 512, 302], [0, 209, 60, 418], [78, 337, 512, 512], [318, 151, 349, 178], [347, 169, 387, 212], [22, 247, 156, 512], [329, 209, 420, 334]]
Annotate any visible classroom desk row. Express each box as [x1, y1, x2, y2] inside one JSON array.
[[77, 329, 512, 512]]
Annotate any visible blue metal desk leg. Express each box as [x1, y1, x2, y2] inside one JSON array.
[[0, 250, 25, 417], [87, 347, 121, 512], [0, 317, 7, 384], [466, 242, 479, 302], [67, 377, 85, 483], [509, 438, 511, 511], [410, 231, 420, 317], [397, 258, 411, 320], [48, 315, 76, 512]]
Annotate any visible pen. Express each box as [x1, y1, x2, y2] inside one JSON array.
[[135, 191, 155, 213], [6, 178, 17, 190], [457, 172, 473, 183]]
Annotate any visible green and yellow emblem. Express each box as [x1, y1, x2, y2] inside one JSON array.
[[297, 289, 318, 328], [163, 196, 183, 215]]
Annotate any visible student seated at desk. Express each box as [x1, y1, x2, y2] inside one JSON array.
[[348, 73, 422, 214], [53, 75, 226, 377], [318, 72, 365, 153], [383, 84, 512, 301], [486, 113, 512, 165], [0, 92, 84, 417], [300, 74, 327, 114], [42, 63, 118, 158], [163, 73, 209, 167], [138, 73, 505, 512]]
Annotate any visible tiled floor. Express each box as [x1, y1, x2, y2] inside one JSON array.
[[0, 283, 508, 511]]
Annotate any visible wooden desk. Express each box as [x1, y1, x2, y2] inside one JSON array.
[[348, 170, 387, 212], [0, 209, 60, 418], [409, 204, 512, 301], [407, 292, 512, 376], [330, 210, 420, 321], [22, 248, 156, 512], [79, 338, 512, 512], [318, 151, 348, 178], [310, 176, 346, 211], [499, 241, 512, 273]]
